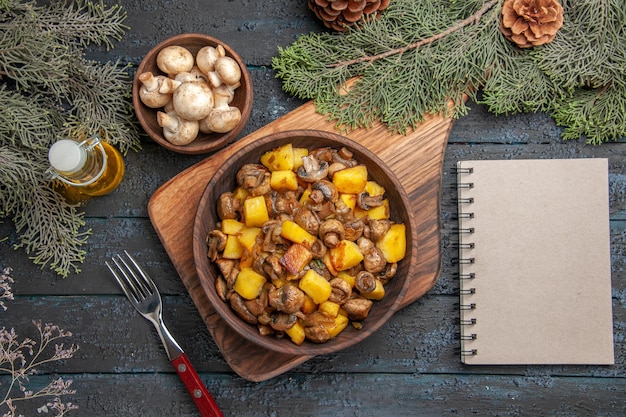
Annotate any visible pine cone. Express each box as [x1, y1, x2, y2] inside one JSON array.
[[500, 0, 564, 48], [308, 0, 391, 32]]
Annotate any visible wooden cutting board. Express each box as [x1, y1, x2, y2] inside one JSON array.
[[148, 100, 454, 381]]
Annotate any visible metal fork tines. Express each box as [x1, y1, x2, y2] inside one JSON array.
[[105, 251, 183, 360], [106, 251, 223, 417]]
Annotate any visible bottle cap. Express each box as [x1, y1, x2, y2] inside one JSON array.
[[48, 139, 86, 174]]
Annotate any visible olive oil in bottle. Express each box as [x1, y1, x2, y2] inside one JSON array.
[[48, 135, 125, 203]]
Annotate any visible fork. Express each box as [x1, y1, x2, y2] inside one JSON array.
[[106, 251, 223, 417]]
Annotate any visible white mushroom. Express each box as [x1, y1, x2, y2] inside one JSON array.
[[158, 77, 181, 94], [199, 85, 241, 133], [215, 56, 242, 86], [172, 81, 214, 121], [156, 45, 194, 76], [196, 45, 225, 74], [157, 111, 199, 145], [174, 66, 208, 83], [207, 56, 242, 88], [138, 72, 173, 108]]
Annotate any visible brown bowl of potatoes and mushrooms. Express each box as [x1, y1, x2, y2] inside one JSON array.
[[132, 33, 253, 154], [193, 130, 417, 355]]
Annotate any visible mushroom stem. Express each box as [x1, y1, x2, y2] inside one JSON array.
[[157, 111, 199, 145], [200, 85, 242, 133], [138, 72, 174, 108]]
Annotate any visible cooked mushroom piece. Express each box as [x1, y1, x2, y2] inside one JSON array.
[[267, 191, 298, 216], [297, 154, 329, 183], [328, 277, 352, 304], [269, 312, 298, 332], [312, 180, 338, 203], [344, 219, 365, 241], [356, 191, 383, 211], [302, 311, 334, 327], [368, 219, 391, 242], [245, 282, 271, 316], [378, 262, 397, 284], [215, 276, 228, 302], [357, 236, 375, 253], [332, 147, 357, 167], [215, 258, 237, 282], [293, 206, 321, 236], [334, 197, 352, 217], [265, 253, 287, 282], [229, 293, 259, 324], [236, 164, 271, 196], [305, 325, 331, 343], [355, 271, 377, 294], [261, 220, 283, 252], [257, 324, 274, 337], [206, 230, 227, 261], [341, 297, 373, 321], [328, 162, 347, 176], [309, 239, 328, 260], [363, 246, 386, 274], [319, 219, 345, 248], [268, 284, 305, 314], [217, 192, 240, 220], [308, 188, 325, 205]]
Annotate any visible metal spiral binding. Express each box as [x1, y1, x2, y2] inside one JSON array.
[[456, 163, 477, 357], [457, 257, 475, 264], [461, 348, 478, 356], [454, 167, 474, 174], [459, 272, 475, 280]]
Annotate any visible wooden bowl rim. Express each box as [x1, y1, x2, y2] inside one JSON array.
[[192, 129, 418, 355], [132, 33, 253, 155]]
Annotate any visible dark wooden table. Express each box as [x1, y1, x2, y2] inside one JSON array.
[[1, 1, 625, 416]]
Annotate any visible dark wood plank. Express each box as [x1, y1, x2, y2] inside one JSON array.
[[3, 372, 625, 417], [4, 292, 624, 377]]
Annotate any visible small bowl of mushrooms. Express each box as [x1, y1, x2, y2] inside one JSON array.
[[192, 129, 418, 355], [132, 33, 253, 154]]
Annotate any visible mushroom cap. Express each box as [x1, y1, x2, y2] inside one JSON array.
[[172, 81, 214, 121], [196, 44, 225, 74], [156, 45, 195, 76], [215, 56, 242, 86], [138, 73, 172, 108], [157, 111, 199, 146], [202, 106, 242, 133]]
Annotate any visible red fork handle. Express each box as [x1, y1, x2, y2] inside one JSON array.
[[171, 354, 223, 417]]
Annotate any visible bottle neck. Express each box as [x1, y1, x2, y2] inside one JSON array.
[[48, 137, 107, 186]]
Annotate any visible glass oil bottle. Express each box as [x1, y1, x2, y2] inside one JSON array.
[[48, 135, 125, 204]]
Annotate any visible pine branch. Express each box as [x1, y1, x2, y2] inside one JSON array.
[[63, 57, 139, 153], [0, 0, 139, 276], [0, 86, 61, 150], [12, 183, 90, 277], [330, 0, 500, 68], [273, 0, 626, 143], [552, 84, 626, 145]]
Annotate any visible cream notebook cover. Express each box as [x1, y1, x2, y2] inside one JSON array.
[[457, 158, 614, 365]]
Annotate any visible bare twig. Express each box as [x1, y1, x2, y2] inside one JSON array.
[[330, 0, 500, 68]]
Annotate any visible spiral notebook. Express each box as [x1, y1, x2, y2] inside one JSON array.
[[457, 158, 614, 365]]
